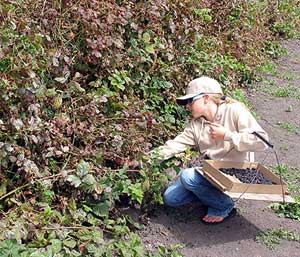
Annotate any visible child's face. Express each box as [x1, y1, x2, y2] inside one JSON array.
[[187, 96, 206, 119]]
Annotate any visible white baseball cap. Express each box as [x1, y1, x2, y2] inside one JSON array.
[[176, 76, 223, 105]]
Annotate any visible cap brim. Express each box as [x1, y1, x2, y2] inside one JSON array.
[[176, 93, 197, 105]]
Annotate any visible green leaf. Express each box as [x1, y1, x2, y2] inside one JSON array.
[[204, 15, 212, 22], [75, 230, 92, 242], [145, 44, 155, 54], [69, 198, 77, 211], [50, 239, 62, 254], [81, 174, 97, 192], [86, 244, 106, 256], [0, 58, 11, 72], [0, 240, 25, 257], [45, 88, 57, 97], [92, 230, 104, 244], [54, 77, 68, 84], [68, 81, 85, 93], [0, 181, 7, 197], [54, 72, 70, 84], [125, 183, 144, 204], [27, 250, 53, 257], [67, 175, 81, 188], [165, 115, 176, 124], [92, 201, 110, 217], [82, 204, 93, 212], [82, 174, 96, 185], [63, 239, 77, 249], [142, 32, 151, 42], [111, 80, 125, 91], [76, 160, 90, 177]]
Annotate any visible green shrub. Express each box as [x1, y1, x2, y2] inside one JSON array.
[[1, 0, 300, 254]]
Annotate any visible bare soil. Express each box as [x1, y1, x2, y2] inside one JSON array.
[[136, 39, 300, 257]]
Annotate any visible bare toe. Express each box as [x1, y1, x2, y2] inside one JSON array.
[[202, 215, 224, 223]]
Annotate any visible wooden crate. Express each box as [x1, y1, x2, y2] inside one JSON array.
[[198, 160, 294, 203]]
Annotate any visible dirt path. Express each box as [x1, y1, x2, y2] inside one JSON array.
[[136, 39, 300, 257]]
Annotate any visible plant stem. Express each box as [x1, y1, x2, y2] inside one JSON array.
[[41, 226, 112, 233], [0, 170, 73, 201], [0, 183, 30, 201]]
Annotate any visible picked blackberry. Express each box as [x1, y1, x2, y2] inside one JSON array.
[[219, 168, 276, 185]]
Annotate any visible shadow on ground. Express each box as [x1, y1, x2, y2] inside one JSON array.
[[139, 205, 262, 248]]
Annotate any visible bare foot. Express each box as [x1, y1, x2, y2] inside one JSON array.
[[202, 214, 224, 223]]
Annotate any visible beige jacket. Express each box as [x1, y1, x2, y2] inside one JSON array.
[[155, 102, 269, 162]]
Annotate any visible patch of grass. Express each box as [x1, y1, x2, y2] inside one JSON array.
[[272, 87, 293, 97], [256, 228, 300, 250], [278, 72, 300, 81], [278, 122, 294, 131], [258, 82, 300, 98], [257, 61, 278, 75], [230, 88, 249, 106], [276, 122, 300, 134], [269, 202, 300, 220], [268, 164, 300, 220], [263, 41, 288, 59], [271, 164, 300, 194]]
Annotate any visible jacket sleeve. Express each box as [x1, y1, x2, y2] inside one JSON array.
[[152, 122, 196, 161], [224, 104, 269, 152]]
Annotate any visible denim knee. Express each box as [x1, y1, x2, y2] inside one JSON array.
[[180, 168, 202, 189], [163, 189, 177, 207]]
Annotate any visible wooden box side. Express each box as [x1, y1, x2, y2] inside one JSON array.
[[257, 164, 287, 186], [202, 161, 234, 191], [230, 183, 287, 194], [223, 163, 288, 194], [203, 160, 288, 195]]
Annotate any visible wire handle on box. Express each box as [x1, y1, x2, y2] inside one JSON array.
[[273, 149, 285, 203], [234, 132, 285, 203], [252, 131, 274, 148], [252, 132, 285, 202]]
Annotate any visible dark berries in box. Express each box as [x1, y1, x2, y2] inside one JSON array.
[[219, 168, 276, 185]]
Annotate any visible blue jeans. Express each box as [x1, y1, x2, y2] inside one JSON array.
[[163, 168, 234, 217]]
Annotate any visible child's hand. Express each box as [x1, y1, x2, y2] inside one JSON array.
[[209, 123, 227, 140]]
